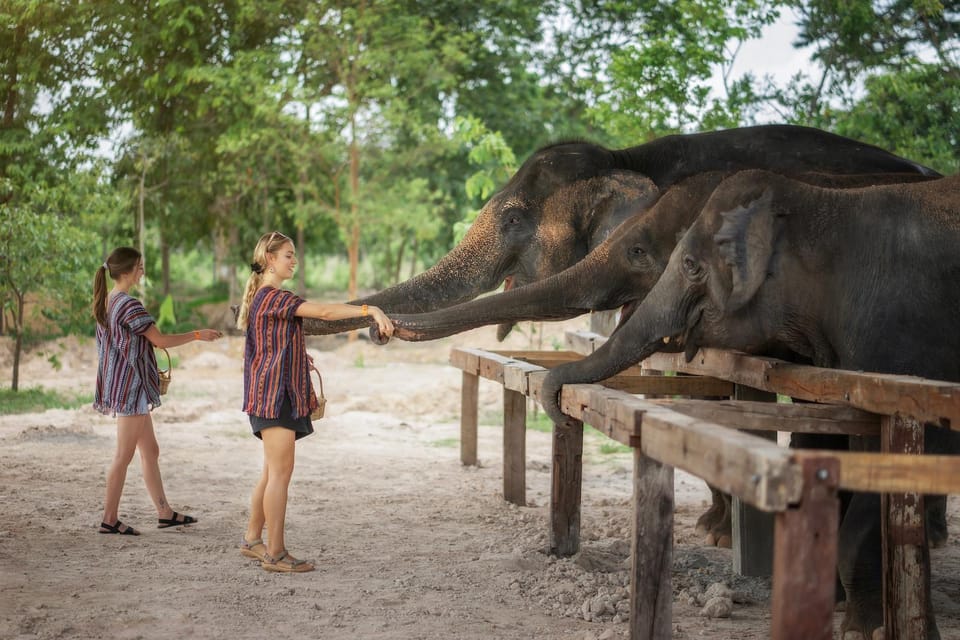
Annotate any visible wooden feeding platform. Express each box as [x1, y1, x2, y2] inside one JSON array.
[[447, 331, 960, 640]]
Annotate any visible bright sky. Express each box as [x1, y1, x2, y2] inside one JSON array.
[[731, 9, 813, 84]]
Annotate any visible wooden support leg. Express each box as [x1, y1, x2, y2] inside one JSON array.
[[629, 449, 673, 640], [881, 414, 929, 640], [550, 417, 583, 556], [503, 387, 526, 506], [460, 371, 479, 466], [733, 384, 777, 576], [772, 456, 839, 640]]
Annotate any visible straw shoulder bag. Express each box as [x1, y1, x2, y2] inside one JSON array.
[[157, 348, 172, 395], [310, 368, 326, 420]]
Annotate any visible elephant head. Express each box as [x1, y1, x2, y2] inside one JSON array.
[[383, 171, 727, 342], [303, 125, 939, 338], [378, 170, 934, 345], [540, 169, 958, 421]]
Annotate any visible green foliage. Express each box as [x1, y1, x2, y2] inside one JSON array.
[[451, 116, 518, 242], [156, 294, 177, 331], [429, 438, 460, 449], [0, 387, 93, 414]]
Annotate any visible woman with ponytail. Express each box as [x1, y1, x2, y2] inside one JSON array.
[[93, 247, 222, 536], [237, 231, 393, 573]]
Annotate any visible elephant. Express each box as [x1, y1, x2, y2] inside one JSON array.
[[379, 169, 938, 549], [300, 125, 939, 338], [538, 170, 960, 639]]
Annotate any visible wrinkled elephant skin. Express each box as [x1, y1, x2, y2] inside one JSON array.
[[543, 171, 960, 639], [303, 125, 938, 337]]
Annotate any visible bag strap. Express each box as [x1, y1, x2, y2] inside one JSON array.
[[311, 366, 324, 398], [158, 347, 172, 377]]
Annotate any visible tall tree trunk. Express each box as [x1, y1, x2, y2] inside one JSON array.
[[11, 289, 23, 391], [348, 111, 360, 302]]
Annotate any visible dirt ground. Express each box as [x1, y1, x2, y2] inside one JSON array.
[[2, 316, 959, 640]]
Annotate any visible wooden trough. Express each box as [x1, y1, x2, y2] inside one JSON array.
[[448, 331, 960, 640]]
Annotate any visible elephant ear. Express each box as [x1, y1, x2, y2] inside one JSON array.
[[713, 187, 779, 312]]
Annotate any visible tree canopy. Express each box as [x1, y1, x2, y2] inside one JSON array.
[[2, 0, 957, 385]]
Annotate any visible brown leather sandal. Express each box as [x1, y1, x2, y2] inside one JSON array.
[[261, 550, 315, 573]]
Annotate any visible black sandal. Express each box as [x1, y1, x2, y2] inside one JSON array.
[[99, 520, 140, 536], [158, 511, 197, 529]]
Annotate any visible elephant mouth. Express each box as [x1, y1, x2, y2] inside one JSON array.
[[680, 308, 704, 361]]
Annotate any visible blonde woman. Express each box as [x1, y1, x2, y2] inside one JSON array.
[[236, 231, 393, 572], [93, 246, 222, 535]]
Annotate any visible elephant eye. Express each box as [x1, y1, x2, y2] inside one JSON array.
[[629, 245, 646, 258], [682, 255, 703, 279]]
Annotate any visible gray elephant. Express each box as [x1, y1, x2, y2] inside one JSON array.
[[381, 169, 939, 549], [302, 125, 938, 338], [539, 170, 960, 639]]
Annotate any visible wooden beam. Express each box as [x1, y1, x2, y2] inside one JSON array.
[[771, 457, 839, 640], [594, 373, 733, 396], [642, 348, 960, 428], [503, 387, 526, 506], [550, 417, 583, 556], [460, 371, 479, 467], [630, 449, 674, 640], [649, 398, 880, 436], [881, 415, 928, 640], [793, 450, 960, 494]]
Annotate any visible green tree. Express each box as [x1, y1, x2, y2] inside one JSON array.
[[0, 185, 97, 390]]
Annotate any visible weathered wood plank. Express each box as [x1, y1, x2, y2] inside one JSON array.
[[792, 451, 960, 494], [771, 457, 839, 640], [642, 348, 960, 428], [503, 388, 526, 506], [449, 347, 483, 374], [630, 450, 674, 640], [503, 359, 543, 394], [550, 416, 584, 556], [594, 373, 734, 397], [460, 371, 479, 467], [649, 398, 880, 436], [491, 350, 584, 366], [881, 415, 928, 640]]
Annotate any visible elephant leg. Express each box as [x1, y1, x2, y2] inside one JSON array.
[[926, 494, 948, 549], [707, 492, 732, 548], [696, 484, 730, 546], [838, 493, 940, 640]]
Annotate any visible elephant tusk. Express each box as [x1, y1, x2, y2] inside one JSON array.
[[662, 336, 671, 344]]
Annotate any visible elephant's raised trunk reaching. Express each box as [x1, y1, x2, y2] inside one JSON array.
[[303, 219, 506, 336], [380, 262, 611, 342], [539, 283, 685, 424]]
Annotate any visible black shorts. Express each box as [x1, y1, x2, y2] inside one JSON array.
[[249, 395, 314, 441]]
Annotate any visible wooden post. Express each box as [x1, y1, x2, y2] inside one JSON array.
[[460, 371, 479, 466], [550, 417, 583, 556], [732, 384, 777, 576], [771, 456, 839, 640], [503, 387, 526, 506], [629, 449, 674, 640], [881, 414, 929, 640]]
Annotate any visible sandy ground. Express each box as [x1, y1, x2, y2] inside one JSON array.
[[2, 317, 959, 640]]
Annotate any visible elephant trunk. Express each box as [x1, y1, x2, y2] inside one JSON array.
[[386, 263, 609, 342], [304, 222, 506, 336], [540, 279, 685, 423]]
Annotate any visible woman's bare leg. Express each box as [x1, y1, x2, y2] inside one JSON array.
[[260, 427, 296, 558], [134, 413, 175, 520], [100, 415, 144, 529], [245, 461, 269, 544]]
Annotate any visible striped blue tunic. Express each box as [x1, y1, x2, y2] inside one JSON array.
[[94, 292, 160, 417], [242, 286, 316, 419]]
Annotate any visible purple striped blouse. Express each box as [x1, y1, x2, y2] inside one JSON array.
[[242, 286, 317, 419], [94, 292, 160, 417]]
